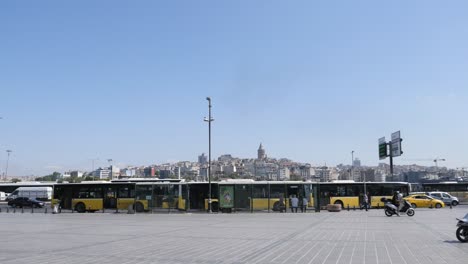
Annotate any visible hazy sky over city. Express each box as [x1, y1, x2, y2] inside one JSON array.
[[1, 1, 468, 176]]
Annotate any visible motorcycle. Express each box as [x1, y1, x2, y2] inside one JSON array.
[[382, 198, 415, 217], [456, 213, 468, 242]]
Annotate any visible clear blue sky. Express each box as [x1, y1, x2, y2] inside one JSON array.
[[1, 1, 468, 176]]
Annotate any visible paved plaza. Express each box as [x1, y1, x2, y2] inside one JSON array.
[[0, 206, 467, 264]]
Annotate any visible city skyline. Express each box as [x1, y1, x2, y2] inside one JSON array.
[[2, 1, 468, 176], [0, 142, 461, 178]]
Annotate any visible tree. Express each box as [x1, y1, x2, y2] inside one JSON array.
[[63, 176, 82, 183], [84, 176, 95, 181], [35, 171, 62, 182], [11, 178, 22, 183]]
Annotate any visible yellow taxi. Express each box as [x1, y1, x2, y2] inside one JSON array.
[[404, 194, 445, 209]]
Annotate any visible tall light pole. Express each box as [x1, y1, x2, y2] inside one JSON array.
[[107, 159, 113, 180], [5, 150, 12, 180], [91, 158, 99, 176], [351, 150, 354, 180], [204, 97, 214, 213]]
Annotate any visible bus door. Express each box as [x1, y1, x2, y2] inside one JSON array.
[[56, 185, 73, 210], [319, 185, 331, 207], [234, 184, 250, 211], [189, 184, 208, 211], [287, 184, 301, 199], [103, 186, 117, 209]]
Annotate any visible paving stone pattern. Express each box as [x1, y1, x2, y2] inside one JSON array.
[[1, 206, 468, 264]]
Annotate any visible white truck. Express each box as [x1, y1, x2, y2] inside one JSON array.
[[5, 187, 53, 201]]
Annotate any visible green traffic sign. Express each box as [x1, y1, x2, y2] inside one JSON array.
[[379, 143, 388, 159]]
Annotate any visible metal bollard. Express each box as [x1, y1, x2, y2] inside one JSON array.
[[102, 208, 105, 213], [347, 204, 350, 211], [31, 207, 34, 213], [450, 204, 453, 209], [45, 207, 47, 214], [7, 207, 9, 213], [22, 207, 24, 213], [353, 206, 355, 211], [377, 203, 380, 209], [13, 208, 16, 213]]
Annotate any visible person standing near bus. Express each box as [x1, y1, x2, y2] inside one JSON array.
[[301, 196, 308, 213], [290, 195, 299, 213], [279, 196, 285, 213]]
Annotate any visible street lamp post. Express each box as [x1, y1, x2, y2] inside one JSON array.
[[91, 158, 99, 177], [351, 151, 354, 180], [5, 150, 12, 181], [204, 97, 214, 213]]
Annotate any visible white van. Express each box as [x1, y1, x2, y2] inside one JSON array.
[[5, 187, 53, 201]]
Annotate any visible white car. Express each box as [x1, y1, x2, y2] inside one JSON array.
[[427, 191, 459, 206]]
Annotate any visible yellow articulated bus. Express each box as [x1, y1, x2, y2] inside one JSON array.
[[53, 180, 189, 213], [319, 181, 410, 209], [135, 182, 187, 211], [216, 180, 316, 212], [53, 182, 150, 213], [52, 180, 410, 213]]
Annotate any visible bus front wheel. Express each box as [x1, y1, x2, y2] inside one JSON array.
[[75, 203, 86, 213], [334, 200, 344, 209]]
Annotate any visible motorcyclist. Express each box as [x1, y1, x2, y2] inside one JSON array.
[[397, 191, 404, 212], [392, 191, 402, 216]]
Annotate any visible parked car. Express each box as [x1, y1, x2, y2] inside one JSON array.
[[404, 194, 445, 209], [7, 197, 45, 208], [427, 191, 459, 206]]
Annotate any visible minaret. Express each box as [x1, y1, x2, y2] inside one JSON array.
[[257, 143, 266, 160]]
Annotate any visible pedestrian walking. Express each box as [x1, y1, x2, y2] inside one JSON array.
[[363, 193, 368, 211]]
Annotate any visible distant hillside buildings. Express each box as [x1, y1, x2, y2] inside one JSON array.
[[40, 143, 466, 184]]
